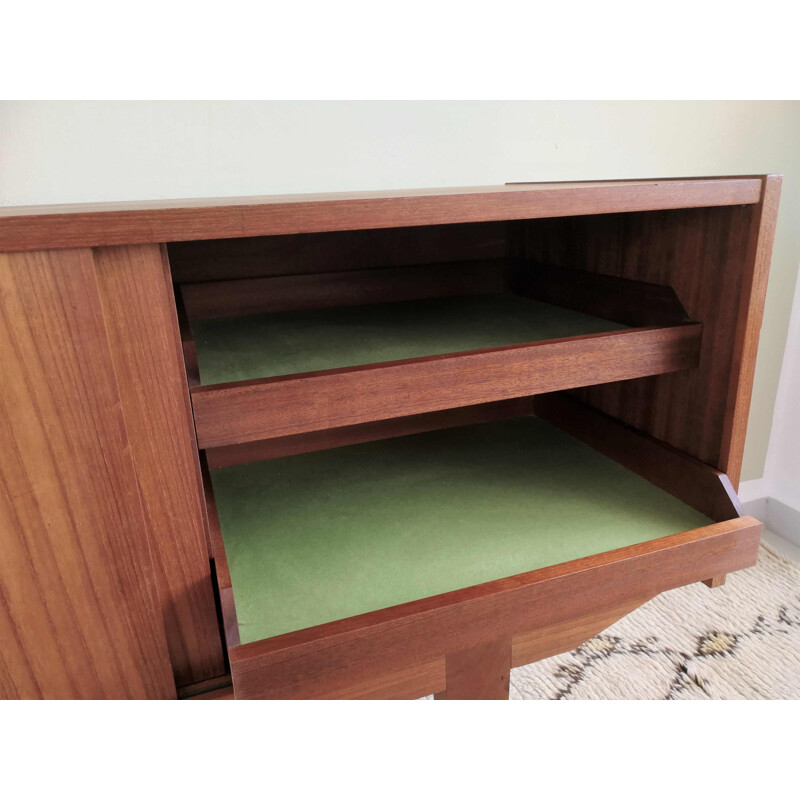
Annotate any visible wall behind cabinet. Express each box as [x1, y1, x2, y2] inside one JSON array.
[[2, 100, 799, 483]]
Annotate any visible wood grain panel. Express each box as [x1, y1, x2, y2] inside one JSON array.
[[93, 244, 226, 686], [185, 684, 236, 700], [175, 285, 201, 387], [191, 325, 701, 448], [205, 398, 532, 468], [718, 175, 782, 487], [434, 638, 511, 700], [517, 186, 779, 478], [177, 674, 234, 699], [184, 659, 447, 700], [169, 222, 507, 283], [185, 601, 683, 699], [200, 453, 239, 652], [258, 658, 446, 700], [181, 259, 506, 320], [511, 600, 649, 667], [0, 179, 762, 252], [510, 261, 690, 327], [336, 659, 445, 700], [0, 248, 175, 699], [534, 393, 743, 522], [227, 517, 760, 699]]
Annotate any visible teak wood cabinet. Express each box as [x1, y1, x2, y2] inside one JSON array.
[[0, 177, 781, 700]]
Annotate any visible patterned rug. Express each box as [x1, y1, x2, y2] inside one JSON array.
[[510, 543, 800, 699]]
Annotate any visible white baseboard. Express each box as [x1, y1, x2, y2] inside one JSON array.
[[765, 498, 800, 548], [741, 496, 768, 523], [736, 480, 800, 548]]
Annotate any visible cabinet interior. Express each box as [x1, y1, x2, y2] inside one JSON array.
[[166, 202, 755, 653]]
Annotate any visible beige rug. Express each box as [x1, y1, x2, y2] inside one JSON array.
[[509, 543, 800, 699]]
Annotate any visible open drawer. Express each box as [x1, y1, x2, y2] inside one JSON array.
[[178, 256, 701, 449], [201, 394, 761, 700]]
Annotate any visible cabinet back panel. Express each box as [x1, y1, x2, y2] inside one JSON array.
[[167, 221, 508, 282]]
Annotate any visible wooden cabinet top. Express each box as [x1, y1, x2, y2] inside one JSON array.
[[0, 176, 771, 252]]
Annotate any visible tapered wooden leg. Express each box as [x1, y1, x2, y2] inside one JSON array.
[[435, 637, 511, 700], [703, 575, 726, 588]]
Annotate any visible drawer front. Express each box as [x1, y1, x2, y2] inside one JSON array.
[[190, 324, 701, 449]]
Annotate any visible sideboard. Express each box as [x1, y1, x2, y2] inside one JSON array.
[[0, 176, 780, 699]]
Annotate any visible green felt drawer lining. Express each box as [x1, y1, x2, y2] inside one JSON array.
[[192, 294, 626, 385], [209, 417, 711, 644]]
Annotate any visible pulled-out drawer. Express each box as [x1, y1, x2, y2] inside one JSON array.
[[201, 396, 761, 700]]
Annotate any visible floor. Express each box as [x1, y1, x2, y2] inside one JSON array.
[[421, 528, 800, 700], [506, 530, 800, 699]]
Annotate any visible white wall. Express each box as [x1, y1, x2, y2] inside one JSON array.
[[740, 270, 800, 544], [763, 268, 800, 510], [2, 100, 799, 483]]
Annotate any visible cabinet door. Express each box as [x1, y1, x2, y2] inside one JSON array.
[[0, 248, 175, 698]]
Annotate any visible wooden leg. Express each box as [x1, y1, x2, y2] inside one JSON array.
[[435, 638, 511, 700], [511, 601, 648, 667], [703, 575, 727, 588]]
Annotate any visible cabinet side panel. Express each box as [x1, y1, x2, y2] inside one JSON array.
[[718, 176, 782, 487], [520, 202, 763, 477], [0, 248, 175, 699], [93, 244, 226, 686]]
